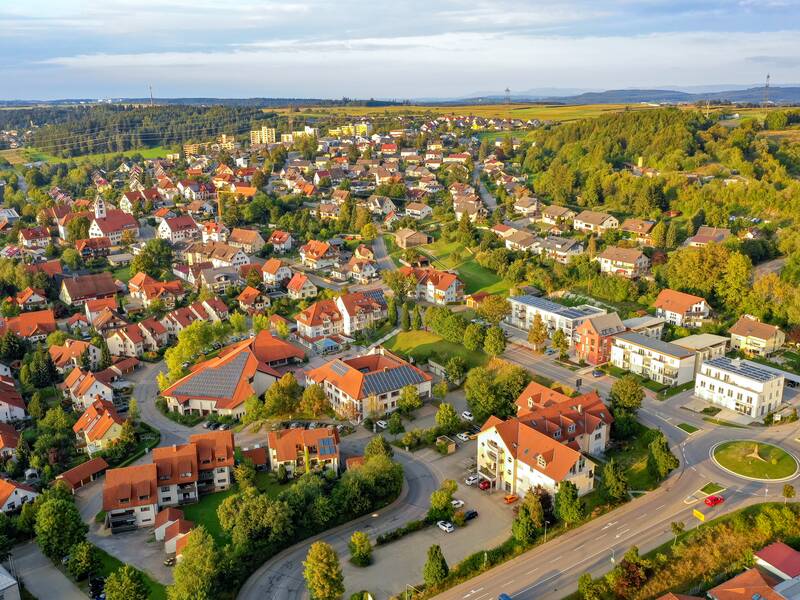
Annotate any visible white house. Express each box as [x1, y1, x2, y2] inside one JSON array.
[[694, 356, 784, 419], [157, 215, 200, 244], [506, 295, 606, 344], [610, 332, 695, 386]]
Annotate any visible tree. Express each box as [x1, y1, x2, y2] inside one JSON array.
[[784, 484, 796, 504], [348, 531, 372, 567], [650, 221, 667, 248], [551, 329, 568, 359], [229, 311, 247, 334], [612, 547, 650, 599], [670, 521, 684, 546], [716, 251, 752, 312], [602, 458, 629, 502], [512, 492, 544, 544], [387, 412, 404, 435], [383, 271, 417, 302], [360, 223, 378, 241], [105, 565, 149, 600], [554, 481, 584, 525], [428, 480, 457, 521], [98, 336, 112, 369], [34, 498, 88, 559], [300, 384, 330, 417], [168, 527, 219, 600], [445, 356, 466, 384], [476, 295, 511, 326], [264, 372, 303, 415], [484, 326, 506, 356], [433, 380, 448, 400], [234, 459, 257, 490], [131, 238, 173, 278], [61, 248, 82, 270], [411, 305, 422, 330], [527, 314, 548, 352], [400, 302, 410, 331], [67, 541, 99, 580], [435, 403, 460, 433], [463, 323, 485, 352], [665, 221, 678, 249], [398, 385, 422, 413], [386, 295, 398, 326], [610, 375, 644, 413], [578, 572, 605, 600], [127, 398, 140, 422], [304, 541, 344, 600], [647, 431, 679, 479], [27, 393, 44, 420], [423, 544, 449, 588], [253, 313, 271, 333], [364, 435, 393, 460]]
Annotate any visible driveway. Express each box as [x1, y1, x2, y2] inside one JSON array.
[[90, 522, 173, 584], [373, 235, 396, 272], [13, 541, 85, 600]]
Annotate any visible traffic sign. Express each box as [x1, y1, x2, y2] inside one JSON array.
[[692, 509, 705, 522]]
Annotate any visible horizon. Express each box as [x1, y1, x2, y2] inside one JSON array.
[[3, 0, 800, 100]]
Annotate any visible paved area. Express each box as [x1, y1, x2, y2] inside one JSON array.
[[13, 541, 85, 600], [90, 522, 173, 584]]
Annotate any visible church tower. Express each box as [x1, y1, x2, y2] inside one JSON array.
[[94, 195, 107, 220]]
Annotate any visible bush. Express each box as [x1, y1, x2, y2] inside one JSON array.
[[376, 518, 432, 545]]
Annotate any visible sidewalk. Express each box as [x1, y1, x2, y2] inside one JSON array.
[[13, 541, 85, 600]]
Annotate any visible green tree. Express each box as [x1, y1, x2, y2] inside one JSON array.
[[647, 431, 679, 479], [127, 398, 140, 422], [398, 385, 422, 413], [578, 572, 605, 600], [445, 356, 466, 384], [234, 459, 257, 490], [105, 565, 149, 600], [61, 248, 82, 270], [433, 380, 449, 400], [476, 295, 511, 326], [364, 435, 393, 460], [670, 521, 684, 546], [527, 314, 548, 352], [554, 481, 584, 526], [300, 384, 330, 417], [348, 531, 372, 567], [423, 544, 449, 588], [34, 498, 88, 560], [386, 295, 398, 326], [387, 412, 404, 435], [303, 541, 344, 600], [264, 372, 303, 415], [602, 458, 629, 502], [551, 329, 568, 359], [463, 323, 485, 352], [665, 221, 678, 249], [435, 402, 460, 433], [230, 311, 247, 334], [716, 251, 752, 311], [610, 375, 644, 413], [512, 492, 544, 544], [400, 302, 410, 332], [427, 480, 457, 521], [99, 336, 112, 369], [411, 305, 422, 330], [168, 527, 219, 600], [67, 541, 99, 580], [484, 326, 506, 356], [650, 221, 667, 248], [27, 393, 44, 420], [131, 238, 173, 278], [784, 484, 796, 504]]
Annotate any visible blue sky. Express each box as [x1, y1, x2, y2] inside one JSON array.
[[2, 0, 799, 100]]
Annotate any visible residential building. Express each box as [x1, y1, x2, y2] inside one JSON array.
[[59, 273, 117, 306], [268, 230, 293, 253], [128, 274, 186, 309], [237, 286, 270, 314], [695, 356, 784, 418], [0, 480, 38, 514], [267, 427, 340, 475], [103, 463, 159, 532], [620, 219, 655, 244], [477, 416, 595, 497], [250, 126, 276, 145], [534, 236, 584, 264], [296, 292, 387, 340], [299, 240, 338, 269], [540, 205, 576, 226], [75, 237, 112, 260], [398, 266, 464, 305], [18, 226, 50, 249], [228, 228, 266, 254], [405, 202, 432, 220], [575, 313, 626, 365], [261, 258, 293, 289], [106, 319, 168, 357], [610, 332, 696, 386], [707, 568, 781, 600], [186, 241, 250, 269], [306, 348, 432, 422], [8, 287, 47, 312], [729, 315, 785, 357], [755, 542, 800, 581], [653, 289, 710, 328], [686, 226, 732, 247], [157, 216, 200, 244], [73, 399, 125, 455], [88, 197, 139, 244], [287, 273, 318, 299], [513, 196, 539, 217], [62, 367, 116, 410], [595, 246, 649, 279], [671, 334, 729, 373], [573, 210, 619, 233], [0, 379, 25, 423], [0, 309, 57, 343], [49, 339, 100, 373], [506, 295, 606, 344], [622, 315, 665, 339], [0, 423, 18, 459], [394, 228, 432, 249]]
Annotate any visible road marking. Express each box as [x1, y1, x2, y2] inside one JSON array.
[[550, 554, 562, 563], [636, 513, 647, 519], [656, 504, 665, 510], [503, 580, 515, 586], [601, 520, 618, 530], [615, 528, 630, 538], [526, 568, 538, 575]]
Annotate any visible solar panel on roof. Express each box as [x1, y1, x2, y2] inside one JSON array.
[[173, 352, 248, 399], [362, 365, 425, 397], [331, 361, 350, 376]]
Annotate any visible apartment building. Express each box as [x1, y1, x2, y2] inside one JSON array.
[[610, 331, 696, 386], [506, 295, 606, 344], [267, 427, 340, 475], [653, 289, 710, 328], [694, 356, 784, 419], [595, 247, 650, 279], [671, 333, 728, 373], [575, 313, 626, 365]]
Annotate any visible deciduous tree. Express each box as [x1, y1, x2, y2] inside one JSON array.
[[303, 541, 344, 600]]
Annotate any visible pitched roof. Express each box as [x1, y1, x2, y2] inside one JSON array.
[[729, 315, 782, 340], [267, 427, 340, 462], [56, 457, 109, 490], [575, 210, 615, 225], [62, 273, 117, 301], [0, 422, 18, 450], [515, 381, 613, 440], [152, 444, 198, 486], [154, 507, 184, 530], [92, 209, 138, 235], [102, 463, 157, 511], [229, 228, 264, 245], [0, 479, 37, 507], [653, 289, 706, 315], [262, 258, 288, 275], [580, 313, 626, 337], [397, 266, 461, 292], [73, 399, 124, 442], [597, 246, 644, 263], [0, 309, 56, 339], [300, 240, 331, 259], [297, 299, 342, 328], [756, 542, 800, 578], [236, 286, 262, 304], [287, 272, 313, 292], [707, 568, 781, 600], [189, 430, 235, 469]]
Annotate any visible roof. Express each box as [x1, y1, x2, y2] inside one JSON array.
[[671, 334, 729, 351], [287, 272, 313, 292], [229, 228, 264, 245], [62, 273, 117, 301], [189, 430, 235, 470], [57, 457, 109, 490], [165, 518, 195, 541], [702, 356, 781, 383], [620, 218, 655, 235], [73, 399, 124, 442], [262, 258, 288, 275], [242, 447, 268, 467], [0, 479, 37, 507], [336, 292, 385, 318], [267, 427, 340, 462], [688, 226, 732, 245], [575, 210, 615, 225], [163, 215, 198, 232], [154, 507, 184, 530], [92, 209, 138, 235], [579, 313, 626, 337], [49, 339, 94, 368], [653, 289, 706, 315], [707, 568, 781, 600], [102, 463, 157, 511], [237, 286, 263, 304], [398, 266, 461, 292], [300, 240, 331, 259], [0, 309, 56, 339], [509, 295, 605, 322], [297, 299, 341, 328], [756, 542, 800, 578], [730, 316, 782, 341], [0, 422, 18, 450], [597, 246, 645, 263], [152, 444, 198, 486], [614, 331, 695, 359], [515, 381, 613, 440]]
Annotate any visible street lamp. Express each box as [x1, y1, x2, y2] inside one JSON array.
[[544, 520, 550, 543]]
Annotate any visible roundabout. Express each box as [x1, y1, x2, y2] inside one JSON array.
[[710, 440, 800, 482]]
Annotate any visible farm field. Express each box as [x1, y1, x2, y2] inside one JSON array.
[[0, 145, 174, 166]]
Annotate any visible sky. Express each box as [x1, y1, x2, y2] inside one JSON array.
[[2, 0, 800, 100]]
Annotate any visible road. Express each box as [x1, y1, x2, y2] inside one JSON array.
[[12, 542, 85, 600], [237, 435, 440, 600], [472, 163, 497, 212], [754, 256, 786, 279], [373, 234, 397, 272], [432, 337, 800, 600]]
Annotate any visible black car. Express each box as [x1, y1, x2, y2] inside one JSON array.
[[464, 509, 479, 521]]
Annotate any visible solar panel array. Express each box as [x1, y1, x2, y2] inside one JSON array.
[[362, 289, 387, 308], [319, 437, 336, 456], [511, 295, 603, 321], [705, 356, 779, 382], [172, 352, 249, 399], [362, 365, 425, 397], [330, 361, 350, 377]]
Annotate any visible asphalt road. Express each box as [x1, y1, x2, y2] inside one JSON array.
[[236, 436, 440, 600], [472, 163, 498, 212], [373, 234, 397, 272]]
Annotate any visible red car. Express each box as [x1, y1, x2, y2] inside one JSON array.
[[478, 480, 491, 490], [704, 495, 724, 507]]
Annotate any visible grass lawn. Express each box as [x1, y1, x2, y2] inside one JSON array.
[[22, 145, 174, 165], [420, 238, 469, 270], [112, 265, 132, 283], [677, 423, 699, 434], [382, 330, 488, 369], [703, 417, 746, 428], [381, 235, 404, 268], [181, 487, 237, 543], [255, 471, 295, 498], [457, 259, 513, 295], [94, 547, 166, 600], [714, 441, 798, 480], [603, 423, 660, 491], [701, 482, 724, 495]]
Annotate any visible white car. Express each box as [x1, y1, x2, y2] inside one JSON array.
[[375, 420, 388, 430], [451, 499, 464, 509], [465, 474, 479, 486], [461, 411, 474, 421], [456, 432, 470, 443], [437, 520, 455, 533]]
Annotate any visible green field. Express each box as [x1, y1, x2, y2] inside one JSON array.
[[112, 266, 132, 283], [383, 330, 488, 369], [181, 488, 237, 543], [0, 145, 174, 166], [714, 441, 798, 480], [419, 239, 513, 295]]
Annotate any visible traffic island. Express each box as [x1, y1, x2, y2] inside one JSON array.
[[710, 440, 799, 481]]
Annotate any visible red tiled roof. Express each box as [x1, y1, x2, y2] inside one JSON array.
[[57, 457, 109, 489], [653, 289, 706, 315]]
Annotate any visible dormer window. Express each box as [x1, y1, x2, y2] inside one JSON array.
[[537, 455, 546, 468], [568, 424, 575, 433], [553, 429, 561, 439]]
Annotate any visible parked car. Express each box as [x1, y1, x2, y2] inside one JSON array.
[[465, 474, 479, 486], [592, 369, 604, 378], [461, 411, 474, 421], [290, 422, 302, 429], [498, 594, 512, 600], [218, 423, 230, 431], [202, 421, 212, 429], [456, 432, 470, 442], [705, 495, 724, 507], [503, 494, 519, 504], [375, 420, 388, 430], [545, 348, 556, 355], [451, 499, 464, 509], [464, 509, 479, 521], [478, 479, 491, 490], [163, 557, 176, 567], [437, 520, 455, 533]]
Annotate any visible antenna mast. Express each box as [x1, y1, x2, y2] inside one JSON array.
[[505, 87, 511, 105], [763, 73, 771, 106], [149, 84, 154, 106]]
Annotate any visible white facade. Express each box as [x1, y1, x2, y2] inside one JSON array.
[[695, 357, 784, 418], [610, 332, 696, 386], [507, 295, 606, 344]]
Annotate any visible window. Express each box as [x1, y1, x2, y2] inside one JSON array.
[[537, 455, 546, 468], [162, 497, 171, 503], [139, 507, 149, 512], [161, 486, 170, 492]]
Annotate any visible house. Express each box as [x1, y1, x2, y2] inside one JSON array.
[[707, 568, 781, 600], [106, 320, 167, 357], [575, 313, 626, 365], [88, 197, 139, 245], [595, 246, 649, 279], [507, 295, 606, 344], [0, 422, 18, 459], [186, 242, 250, 269], [610, 332, 696, 386], [729, 315, 785, 357], [477, 416, 595, 497], [261, 258, 293, 289], [405, 202, 432, 220], [267, 427, 340, 475], [9, 287, 47, 311], [306, 348, 432, 421], [0, 309, 57, 343], [60, 273, 117, 306], [157, 216, 200, 244], [504, 230, 538, 252], [56, 457, 109, 493], [515, 381, 613, 455], [18, 226, 50, 249], [73, 399, 125, 455], [162, 333, 303, 418], [0, 480, 38, 513], [394, 228, 432, 249], [200, 220, 228, 243], [160, 298, 229, 338], [103, 463, 159, 532], [297, 292, 387, 340], [154, 507, 185, 541], [686, 226, 732, 247], [653, 289, 710, 328], [756, 542, 800, 581], [534, 236, 584, 264], [62, 367, 116, 410], [199, 267, 241, 294], [335, 257, 378, 284], [695, 357, 784, 419], [299, 240, 338, 269], [287, 273, 317, 300], [573, 210, 619, 233], [129, 275, 186, 310], [0, 379, 25, 423], [49, 339, 100, 373], [620, 219, 655, 244], [237, 286, 270, 313], [398, 266, 464, 305], [540, 205, 576, 226], [366, 195, 397, 215], [513, 196, 539, 217], [623, 315, 665, 339], [671, 334, 728, 373], [75, 237, 112, 260], [268, 230, 293, 253], [229, 228, 266, 254]]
